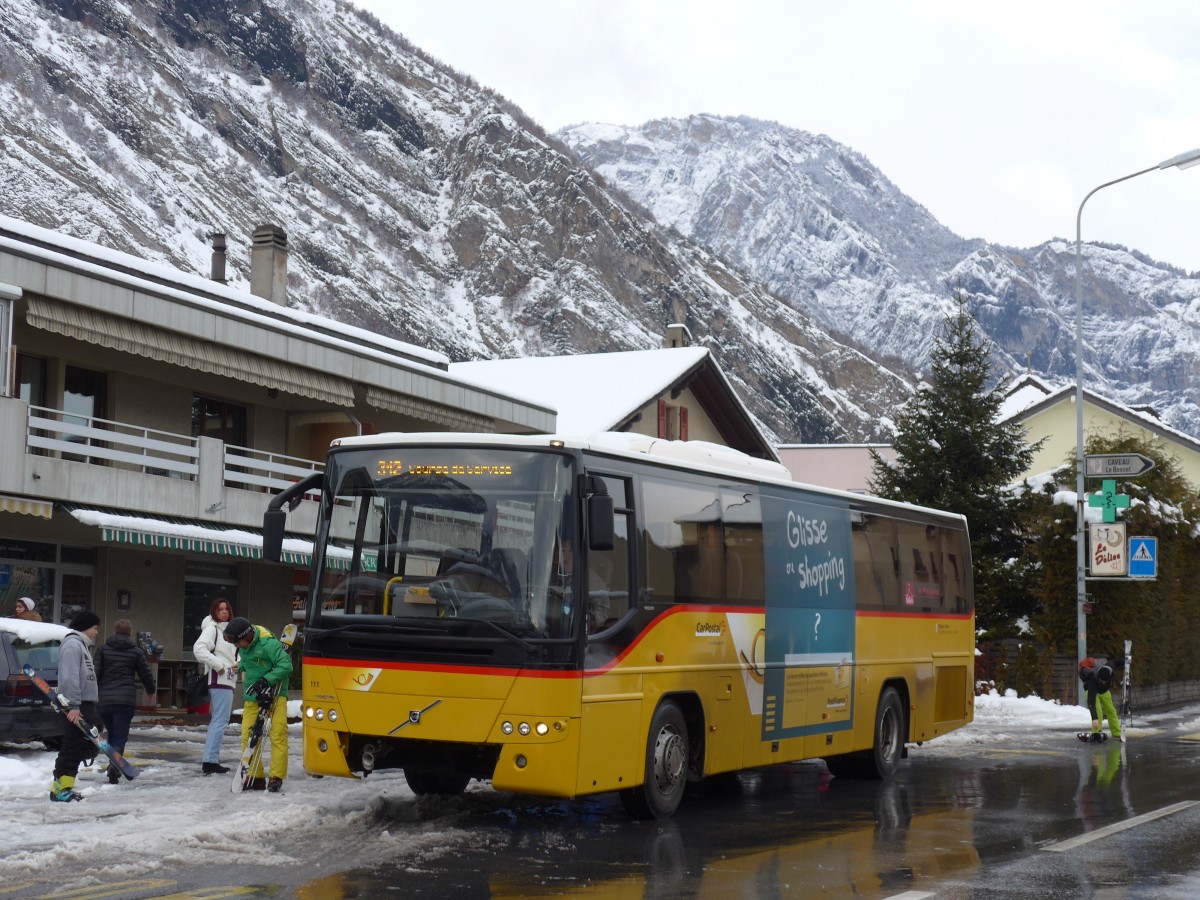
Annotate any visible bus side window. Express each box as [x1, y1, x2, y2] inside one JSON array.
[[721, 489, 763, 604], [641, 476, 719, 605]]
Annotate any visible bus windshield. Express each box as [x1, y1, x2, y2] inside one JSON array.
[[311, 446, 577, 641]]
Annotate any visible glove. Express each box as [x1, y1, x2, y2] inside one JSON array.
[[247, 677, 272, 700]]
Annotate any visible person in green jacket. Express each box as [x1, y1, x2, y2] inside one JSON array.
[[224, 617, 292, 792]]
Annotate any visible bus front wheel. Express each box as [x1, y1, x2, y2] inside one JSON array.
[[620, 700, 689, 819]]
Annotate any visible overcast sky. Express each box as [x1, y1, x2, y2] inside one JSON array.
[[355, 0, 1200, 273]]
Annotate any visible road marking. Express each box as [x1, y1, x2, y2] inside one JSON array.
[[883, 893, 936, 899], [1043, 800, 1198, 852], [978, 748, 1069, 758], [31, 880, 177, 898]]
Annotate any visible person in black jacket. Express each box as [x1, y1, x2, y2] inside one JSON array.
[[1079, 656, 1123, 743], [94, 618, 156, 784]]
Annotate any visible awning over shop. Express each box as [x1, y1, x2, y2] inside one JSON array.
[[65, 506, 315, 567], [0, 494, 54, 519], [364, 385, 494, 431], [27, 295, 355, 407]]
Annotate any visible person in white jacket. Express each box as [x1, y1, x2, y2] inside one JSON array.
[[193, 598, 239, 774]]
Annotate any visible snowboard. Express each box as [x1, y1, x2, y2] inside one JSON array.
[[1077, 731, 1109, 743], [23, 664, 139, 780], [233, 623, 297, 793]]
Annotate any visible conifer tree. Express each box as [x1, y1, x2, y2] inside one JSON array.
[[870, 294, 1041, 634]]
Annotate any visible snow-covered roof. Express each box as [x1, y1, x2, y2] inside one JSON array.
[[0, 214, 448, 369], [0, 618, 70, 644], [451, 346, 711, 435], [998, 373, 1200, 452]]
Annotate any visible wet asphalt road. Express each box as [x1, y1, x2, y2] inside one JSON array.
[[12, 708, 1200, 899]]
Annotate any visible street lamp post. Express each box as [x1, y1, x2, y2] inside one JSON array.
[[1074, 148, 1200, 704]]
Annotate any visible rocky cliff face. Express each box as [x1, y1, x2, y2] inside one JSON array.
[[1, 0, 912, 443], [560, 116, 1200, 438]]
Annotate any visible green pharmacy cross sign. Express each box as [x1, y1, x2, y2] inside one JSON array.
[[1088, 479, 1130, 523]]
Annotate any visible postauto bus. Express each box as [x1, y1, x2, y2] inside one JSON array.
[[263, 432, 974, 818]]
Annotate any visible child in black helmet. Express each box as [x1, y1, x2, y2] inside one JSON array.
[[224, 617, 292, 791]]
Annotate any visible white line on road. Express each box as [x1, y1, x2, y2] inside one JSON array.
[[1043, 800, 1198, 852], [883, 893, 936, 900]]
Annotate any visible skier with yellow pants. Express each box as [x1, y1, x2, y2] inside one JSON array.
[[224, 618, 292, 791], [1079, 657, 1123, 743]]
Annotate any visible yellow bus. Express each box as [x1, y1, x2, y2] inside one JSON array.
[[264, 432, 974, 818]]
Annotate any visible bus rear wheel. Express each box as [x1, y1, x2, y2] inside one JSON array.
[[825, 686, 905, 779], [620, 700, 689, 819], [404, 768, 470, 796]]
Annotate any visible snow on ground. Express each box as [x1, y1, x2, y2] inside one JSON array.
[[0, 719, 476, 885], [0, 690, 1147, 884]]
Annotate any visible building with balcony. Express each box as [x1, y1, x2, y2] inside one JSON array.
[[0, 217, 553, 708]]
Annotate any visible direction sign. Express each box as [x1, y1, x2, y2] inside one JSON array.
[[1128, 536, 1158, 579], [1085, 453, 1155, 478]]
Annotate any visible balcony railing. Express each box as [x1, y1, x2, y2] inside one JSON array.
[[28, 406, 199, 478], [223, 444, 324, 494], [26, 405, 323, 494]]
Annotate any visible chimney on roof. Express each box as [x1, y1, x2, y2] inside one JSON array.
[[250, 224, 288, 305], [210, 232, 227, 284], [664, 323, 693, 348]]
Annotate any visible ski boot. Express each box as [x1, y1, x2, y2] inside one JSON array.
[[50, 775, 84, 802], [267, 777, 283, 793], [107, 763, 121, 784], [242, 777, 267, 791]]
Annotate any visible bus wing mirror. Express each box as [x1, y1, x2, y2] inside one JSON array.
[[262, 471, 323, 563], [587, 492, 614, 551], [263, 508, 287, 563]]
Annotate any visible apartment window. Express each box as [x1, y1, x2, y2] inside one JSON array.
[[192, 395, 247, 446], [17, 354, 47, 406]]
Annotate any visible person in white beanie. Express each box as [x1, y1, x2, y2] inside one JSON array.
[[14, 596, 42, 621]]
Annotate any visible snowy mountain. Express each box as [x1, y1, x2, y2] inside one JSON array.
[[0, 0, 911, 445], [560, 116, 1200, 439]]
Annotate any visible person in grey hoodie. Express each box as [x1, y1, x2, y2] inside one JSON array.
[[51, 610, 102, 802], [94, 618, 156, 784]]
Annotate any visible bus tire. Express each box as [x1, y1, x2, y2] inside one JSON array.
[[825, 686, 905, 779], [868, 686, 905, 778], [404, 768, 470, 796], [620, 700, 689, 819]]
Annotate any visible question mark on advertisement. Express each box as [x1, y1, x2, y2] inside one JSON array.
[[814, 612, 821, 642]]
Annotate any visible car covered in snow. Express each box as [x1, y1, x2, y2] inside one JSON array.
[[0, 618, 70, 749]]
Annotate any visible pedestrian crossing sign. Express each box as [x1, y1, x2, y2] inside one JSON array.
[[1128, 536, 1157, 579]]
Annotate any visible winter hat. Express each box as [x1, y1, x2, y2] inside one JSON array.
[[224, 617, 254, 642], [17, 596, 35, 612], [68, 610, 101, 631]]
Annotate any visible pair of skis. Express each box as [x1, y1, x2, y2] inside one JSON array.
[[1120, 639, 1133, 732], [232, 623, 296, 793], [22, 664, 139, 780]]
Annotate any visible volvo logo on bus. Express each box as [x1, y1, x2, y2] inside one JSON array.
[[388, 699, 443, 734]]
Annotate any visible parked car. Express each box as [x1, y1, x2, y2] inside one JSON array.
[[0, 618, 69, 749]]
